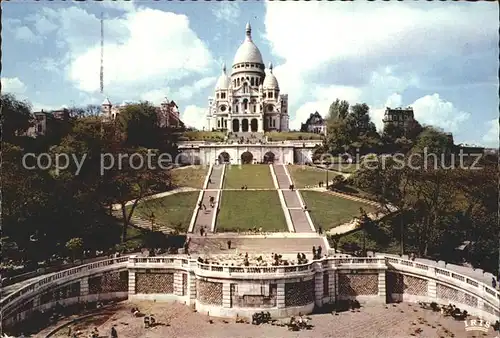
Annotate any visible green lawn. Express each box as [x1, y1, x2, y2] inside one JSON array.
[[288, 165, 341, 188], [129, 191, 199, 231], [171, 166, 208, 188], [265, 131, 322, 141], [223, 165, 275, 189], [301, 191, 378, 230], [217, 191, 288, 232], [179, 131, 225, 141]]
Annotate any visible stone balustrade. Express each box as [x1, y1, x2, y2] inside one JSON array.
[[2, 255, 499, 331]]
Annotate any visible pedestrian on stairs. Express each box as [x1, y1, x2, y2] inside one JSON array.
[[200, 227, 204, 236], [227, 240, 232, 250]]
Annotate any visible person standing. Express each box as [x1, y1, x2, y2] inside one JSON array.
[[111, 326, 118, 338]]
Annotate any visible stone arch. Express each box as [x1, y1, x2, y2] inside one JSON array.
[[243, 99, 248, 111], [218, 151, 230, 164], [250, 118, 258, 132], [241, 119, 249, 132], [263, 151, 276, 163], [241, 151, 253, 165], [232, 119, 240, 132]]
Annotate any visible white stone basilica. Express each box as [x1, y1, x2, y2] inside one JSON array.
[[206, 23, 289, 133]]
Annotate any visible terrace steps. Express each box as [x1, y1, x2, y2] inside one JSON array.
[[187, 236, 327, 254], [192, 165, 225, 234], [272, 164, 315, 233]]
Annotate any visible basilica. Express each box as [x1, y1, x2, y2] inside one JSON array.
[[206, 23, 289, 133]]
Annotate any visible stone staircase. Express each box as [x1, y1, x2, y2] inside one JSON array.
[[187, 236, 327, 255], [111, 209, 173, 233], [192, 165, 225, 234], [272, 165, 315, 233]]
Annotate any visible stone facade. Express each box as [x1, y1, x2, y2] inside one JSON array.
[[206, 24, 289, 133], [436, 283, 478, 307], [284, 280, 315, 307], [230, 283, 277, 308], [135, 272, 174, 294], [197, 280, 223, 306], [40, 281, 81, 304], [338, 273, 378, 296], [386, 272, 428, 297], [178, 143, 317, 166]]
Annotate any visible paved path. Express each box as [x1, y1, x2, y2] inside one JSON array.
[[192, 165, 224, 234], [273, 165, 315, 233], [188, 236, 327, 255]]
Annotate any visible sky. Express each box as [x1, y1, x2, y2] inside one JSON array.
[[2, 1, 498, 147]]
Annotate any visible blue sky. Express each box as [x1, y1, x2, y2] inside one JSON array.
[[2, 1, 498, 147]]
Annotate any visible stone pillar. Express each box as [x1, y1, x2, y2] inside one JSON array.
[[188, 273, 197, 306], [378, 271, 386, 302], [314, 269, 324, 307], [277, 283, 285, 308], [128, 271, 136, 295], [223, 283, 231, 308], [80, 276, 89, 297], [328, 270, 336, 303], [427, 267, 437, 300], [174, 272, 184, 296]]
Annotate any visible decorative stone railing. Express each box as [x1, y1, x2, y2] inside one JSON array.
[[0, 257, 129, 312], [385, 256, 500, 306], [3, 254, 499, 329]]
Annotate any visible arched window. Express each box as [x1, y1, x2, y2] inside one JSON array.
[[237, 78, 240, 86], [243, 99, 248, 110], [217, 120, 220, 128], [253, 105, 256, 113], [256, 78, 260, 86], [251, 78, 255, 86], [235, 105, 239, 113]]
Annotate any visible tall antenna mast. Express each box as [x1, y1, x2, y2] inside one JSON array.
[[100, 12, 104, 94]]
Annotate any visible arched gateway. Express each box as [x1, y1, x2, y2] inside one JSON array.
[[218, 152, 230, 164], [240, 151, 253, 164], [263, 151, 276, 163]]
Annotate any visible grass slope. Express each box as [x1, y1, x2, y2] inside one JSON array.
[[301, 190, 377, 230], [217, 191, 287, 232], [223, 165, 275, 189]]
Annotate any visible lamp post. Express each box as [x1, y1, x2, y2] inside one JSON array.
[[150, 212, 155, 232], [325, 167, 329, 190]]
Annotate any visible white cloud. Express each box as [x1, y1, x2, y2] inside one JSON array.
[[482, 118, 499, 148], [291, 85, 362, 130], [1, 77, 27, 94], [176, 77, 217, 101], [264, 2, 494, 136], [212, 3, 241, 24], [140, 77, 216, 104], [67, 8, 215, 95], [181, 105, 206, 129], [411, 93, 470, 133]]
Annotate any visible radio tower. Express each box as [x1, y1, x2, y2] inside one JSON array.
[[100, 12, 104, 94]]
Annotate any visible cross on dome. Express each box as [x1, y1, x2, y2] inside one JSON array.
[[245, 22, 252, 41], [222, 62, 226, 74], [268, 62, 273, 73]]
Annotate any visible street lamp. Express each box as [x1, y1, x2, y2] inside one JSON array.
[[150, 212, 156, 232]]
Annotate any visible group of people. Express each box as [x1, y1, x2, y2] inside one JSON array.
[[312, 246, 323, 260], [240, 185, 249, 190], [296, 253, 308, 265]]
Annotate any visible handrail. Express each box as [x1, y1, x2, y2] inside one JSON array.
[[385, 257, 500, 303], [0, 256, 129, 310], [2, 254, 498, 320]]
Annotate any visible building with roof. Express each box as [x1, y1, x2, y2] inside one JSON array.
[[206, 23, 289, 133], [300, 111, 327, 135], [25, 109, 71, 137], [382, 107, 415, 130], [101, 97, 184, 129]]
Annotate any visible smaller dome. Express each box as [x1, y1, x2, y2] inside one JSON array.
[[263, 63, 279, 89], [215, 63, 231, 90]]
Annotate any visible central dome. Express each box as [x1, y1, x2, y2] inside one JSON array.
[[232, 23, 264, 65]]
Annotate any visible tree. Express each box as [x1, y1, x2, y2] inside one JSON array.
[[1, 93, 33, 143], [102, 147, 172, 242], [327, 99, 350, 121], [116, 102, 162, 149], [65, 237, 84, 262], [412, 126, 453, 155], [69, 104, 101, 118]]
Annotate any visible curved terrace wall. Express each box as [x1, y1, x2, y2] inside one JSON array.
[[2, 255, 499, 331]]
